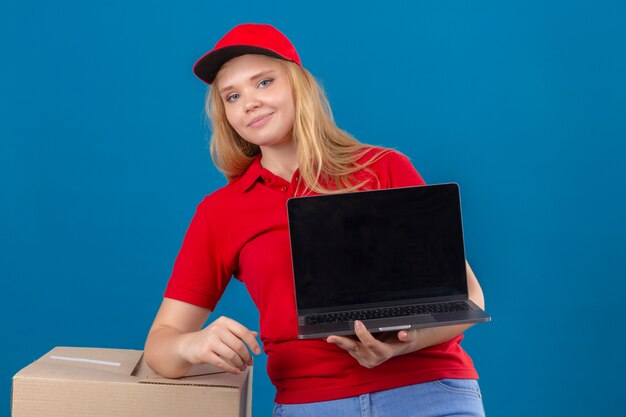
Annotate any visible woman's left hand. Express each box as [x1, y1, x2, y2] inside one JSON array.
[[326, 320, 421, 368], [327, 261, 484, 368]]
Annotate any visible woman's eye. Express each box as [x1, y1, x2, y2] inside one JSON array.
[[226, 93, 239, 102], [258, 79, 273, 88]]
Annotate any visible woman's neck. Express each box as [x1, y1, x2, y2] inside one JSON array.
[[259, 142, 299, 182]]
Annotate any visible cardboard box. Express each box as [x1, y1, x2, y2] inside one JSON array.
[[12, 346, 252, 417]]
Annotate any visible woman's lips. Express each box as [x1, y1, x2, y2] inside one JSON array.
[[248, 112, 274, 128]]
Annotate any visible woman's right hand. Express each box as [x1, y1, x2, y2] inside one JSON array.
[[179, 316, 262, 374]]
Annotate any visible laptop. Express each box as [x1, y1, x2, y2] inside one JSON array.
[[287, 183, 490, 339]]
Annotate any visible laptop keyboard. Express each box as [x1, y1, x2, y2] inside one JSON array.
[[305, 302, 470, 325]]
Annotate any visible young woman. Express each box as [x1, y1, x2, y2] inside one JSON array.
[[144, 23, 486, 417]]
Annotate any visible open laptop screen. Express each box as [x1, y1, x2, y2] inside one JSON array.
[[287, 184, 468, 312]]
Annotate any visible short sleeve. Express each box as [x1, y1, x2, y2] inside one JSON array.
[[163, 198, 233, 310], [387, 152, 426, 188], [371, 150, 426, 188]]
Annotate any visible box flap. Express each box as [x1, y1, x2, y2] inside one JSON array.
[[138, 362, 249, 389], [15, 347, 143, 381]]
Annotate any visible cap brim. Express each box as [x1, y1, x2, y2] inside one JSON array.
[[193, 45, 287, 85]]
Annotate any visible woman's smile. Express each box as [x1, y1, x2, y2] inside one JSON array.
[[248, 112, 274, 128]]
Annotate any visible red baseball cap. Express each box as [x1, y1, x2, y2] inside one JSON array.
[[193, 23, 302, 85]]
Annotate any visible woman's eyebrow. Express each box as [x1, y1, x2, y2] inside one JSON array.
[[218, 70, 277, 95]]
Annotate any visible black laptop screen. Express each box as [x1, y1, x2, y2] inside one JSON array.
[[287, 184, 468, 312]]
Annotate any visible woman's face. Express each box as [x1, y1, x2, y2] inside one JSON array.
[[215, 54, 295, 150]]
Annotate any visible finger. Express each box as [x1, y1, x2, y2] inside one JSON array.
[[205, 351, 242, 374], [353, 321, 383, 354], [220, 331, 255, 366], [223, 319, 262, 355], [326, 335, 359, 354], [213, 342, 246, 369], [397, 329, 418, 343]]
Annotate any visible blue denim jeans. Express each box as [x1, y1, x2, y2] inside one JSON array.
[[273, 379, 485, 417]]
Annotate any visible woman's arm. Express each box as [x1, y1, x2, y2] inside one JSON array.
[[326, 261, 484, 368], [144, 298, 261, 378]]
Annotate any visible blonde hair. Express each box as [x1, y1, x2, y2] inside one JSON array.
[[206, 57, 392, 194]]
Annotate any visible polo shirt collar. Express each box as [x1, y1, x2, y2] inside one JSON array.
[[238, 154, 264, 193]]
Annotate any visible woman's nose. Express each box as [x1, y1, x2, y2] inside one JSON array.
[[243, 94, 261, 111]]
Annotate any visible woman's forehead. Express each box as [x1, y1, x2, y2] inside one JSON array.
[[216, 54, 283, 87]]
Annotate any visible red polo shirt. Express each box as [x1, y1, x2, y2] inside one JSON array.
[[164, 148, 478, 404]]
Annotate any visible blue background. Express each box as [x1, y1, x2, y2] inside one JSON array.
[[2, 0, 625, 415]]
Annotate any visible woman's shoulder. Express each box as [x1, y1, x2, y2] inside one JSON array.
[[355, 146, 425, 189], [195, 155, 262, 213], [356, 146, 414, 169], [194, 181, 241, 216]]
